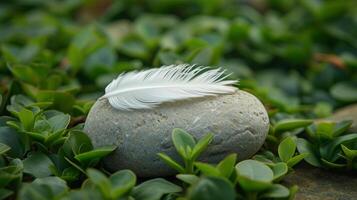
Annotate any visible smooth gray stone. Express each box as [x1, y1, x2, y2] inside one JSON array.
[[84, 90, 269, 177]]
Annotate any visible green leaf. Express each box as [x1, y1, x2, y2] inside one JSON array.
[[47, 113, 71, 132], [23, 152, 54, 178], [235, 160, 273, 191], [18, 108, 35, 131], [274, 119, 312, 134], [172, 128, 196, 158], [157, 153, 185, 173], [278, 136, 296, 162], [323, 134, 357, 161], [260, 184, 290, 198], [296, 138, 322, 167], [176, 174, 199, 185], [330, 81, 357, 102], [270, 162, 288, 181], [110, 170, 136, 198], [287, 153, 309, 168], [18, 177, 68, 200], [333, 120, 353, 137], [74, 146, 116, 165], [0, 158, 23, 188], [0, 143, 10, 155], [288, 185, 299, 200], [191, 133, 214, 160], [33, 177, 69, 196], [321, 158, 346, 168], [0, 128, 25, 159], [216, 153, 237, 178], [36, 91, 75, 113], [188, 176, 235, 200], [132, 178, 182, 200], [194, 162, 221, 177], [86, 169, 111, 198], [63, 130, 93, 156], [316, 122, 335, 140], [341, 144, 357, 159]]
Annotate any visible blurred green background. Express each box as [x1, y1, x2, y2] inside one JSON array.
[[0, 1, 357, 199], [0, 0, 356, 118]]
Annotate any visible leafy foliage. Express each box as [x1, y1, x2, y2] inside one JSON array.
[[0, 0, 356, 199], [161, 129, 297, 200], [297, 120, 357, 170]]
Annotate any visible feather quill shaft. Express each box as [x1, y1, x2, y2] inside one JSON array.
[[101, 64, 238, 110]]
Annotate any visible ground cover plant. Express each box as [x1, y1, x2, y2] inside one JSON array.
[[0, 0, 357, 199]]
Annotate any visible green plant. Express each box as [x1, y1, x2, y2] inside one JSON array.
[[297, 120, 357, 170], [255, 136, 308, 170], [1, 0, 357, 198], [158, 128, 213, 174], [266, 119, 313, 149], [0, 96, 116, 181], [159, 130, 298, 200], [176, 158, 297, 200], [17, 169, 182, 200]]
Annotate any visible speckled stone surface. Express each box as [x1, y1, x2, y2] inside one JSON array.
[[285, 164, 357, 200], [84, 90, 269, 177]]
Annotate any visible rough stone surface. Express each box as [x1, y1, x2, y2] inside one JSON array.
[[84, 91, 269, 177], [285, 164, 357, 200], [329, 104, 357, 132]]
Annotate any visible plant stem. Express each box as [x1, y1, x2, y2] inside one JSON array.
[[185, 159, 194, 174]]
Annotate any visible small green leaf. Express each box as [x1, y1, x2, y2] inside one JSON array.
[[330, 81, 357, 102], [341, 144, 357, 159], [316, 122, 335, 140], [18, 177, 68, 200], [274, 119, 312, 134], [33, 177, 69, 196], [296, 138, 321, 167], [157, 153, 185, 173], [270, 162, 288, 181], [216, 153, 237, 178], [110, 170, 136, 198], [278, 136, 296, 162], [63, 130, 93, 156], [47, 113, 71, 132], [321, 158, 346, 168], [288, 185, 299, 200], [176, 174, 199, 185], [132, 178, 182, 200], [0, 143, 10, 155], [323, 134, 357, 161], [188, 176, 235, 200], [18, 108, 35, 131], [260, 184, 290, 198], [333, 120, 353, 137], [74, 146, 116, 165], [23, 152, 54, 178], [287, 153, 309, 168], [86, 169, 111, 198], [194, 162, 221, 177], [235, 160, 273, 191], [191, 133, 213, 160], [172, 128, 196, 158]]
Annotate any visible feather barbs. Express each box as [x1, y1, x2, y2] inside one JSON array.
[[101, 64, 238, 110]]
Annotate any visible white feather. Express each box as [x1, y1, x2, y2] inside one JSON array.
[[101, 64, 238, 110]]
